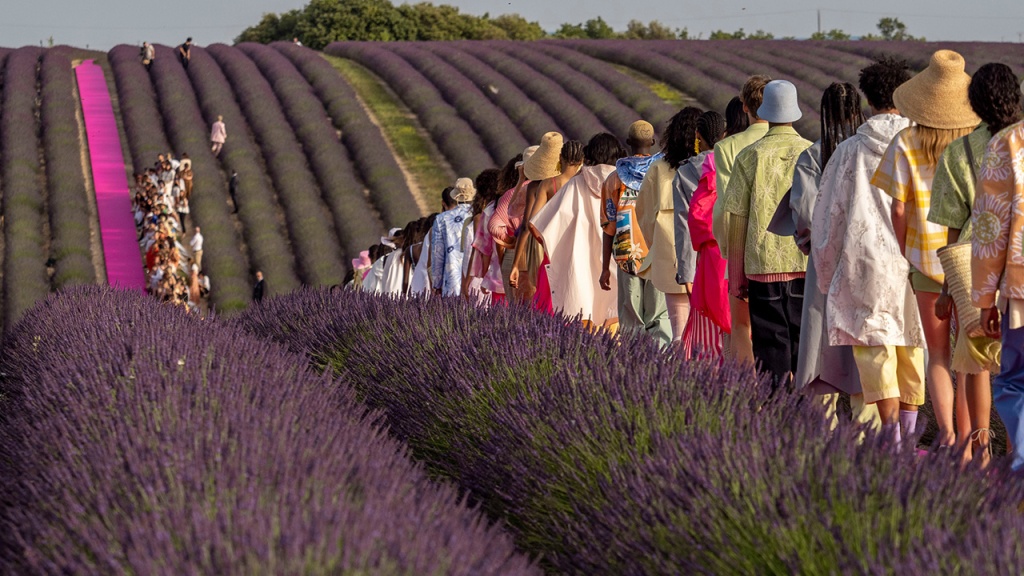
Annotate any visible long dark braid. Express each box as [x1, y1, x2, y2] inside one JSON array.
[[820, 82, 864, 168], [697, 111, 727, 149]]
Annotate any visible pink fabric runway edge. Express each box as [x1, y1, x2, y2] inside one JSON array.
[[76, 60, 146, 292]]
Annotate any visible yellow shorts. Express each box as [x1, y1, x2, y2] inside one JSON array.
[[852, 345, 926, 405]]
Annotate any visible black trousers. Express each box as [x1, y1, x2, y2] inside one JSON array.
[[748, 278, 804, 389]]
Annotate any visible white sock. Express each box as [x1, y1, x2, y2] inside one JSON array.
[[899, 410, 919, 437]]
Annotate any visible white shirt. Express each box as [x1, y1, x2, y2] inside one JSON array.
[[190, 231, 204, 252]]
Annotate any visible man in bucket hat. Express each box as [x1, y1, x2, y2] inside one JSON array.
[[722, 80, 812, 389]]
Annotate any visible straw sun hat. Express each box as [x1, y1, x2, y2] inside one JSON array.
[[893, 50, 981, 130], [523, 132, 563, 181], [515, 145, 539, 169], [938, 242, 986, 338]]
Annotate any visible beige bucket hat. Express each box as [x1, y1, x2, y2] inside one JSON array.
[[452, 177, 476, 203], [893, 50, 981, 130], [523, 132, 563, 181]]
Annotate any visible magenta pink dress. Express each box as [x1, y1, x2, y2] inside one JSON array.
[[532, 254, 553, 314]]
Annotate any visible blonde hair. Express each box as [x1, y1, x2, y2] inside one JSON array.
[[911, 124, 975, 165]]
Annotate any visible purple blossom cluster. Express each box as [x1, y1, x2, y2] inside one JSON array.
[[146, 44, 252, 311], [0, 47, 50, 332], [461, 42, 607, 141], [424, 42, 558, 143], [40, 49, 97, 289], [326, 41, 496, 176], [236, 43, 384, 255], [489, 40, 641, 138], [390, 42, 528, 162], [237, 288, 1024, 574], [532, 41, 677, 133], [182, 46, 301, 294], [0, 287, 537, 575], [205, 44, 346, 285], [271, 42, 422, 228]]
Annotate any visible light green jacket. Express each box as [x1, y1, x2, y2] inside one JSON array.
[[712, 122, 769, 257]]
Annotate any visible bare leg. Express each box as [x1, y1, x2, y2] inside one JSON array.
[[966, 371, 993, 466], [917, 291, 954, 446], [955, 371, 973, 462]]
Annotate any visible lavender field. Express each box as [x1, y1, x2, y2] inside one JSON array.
[[3, 38, 1024, 573]]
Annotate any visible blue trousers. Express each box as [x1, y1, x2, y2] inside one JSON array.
[[994, 314, 1024, 470]]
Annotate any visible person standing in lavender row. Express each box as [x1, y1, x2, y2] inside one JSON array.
[[190, 226, 204, 271], [211, 115, 227, 157]]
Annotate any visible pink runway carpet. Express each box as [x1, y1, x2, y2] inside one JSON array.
[[76, 60, 146, 291]]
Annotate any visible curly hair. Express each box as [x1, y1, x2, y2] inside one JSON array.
[[663, 107, 704, 167], [740, 75, 771, 120], [969, 63, 1023, 135], [724, 96, 748, 136], [497, 154, 521, 194], [583, 133, 626, 166], [560, 140, 585, 167], [821, 82, 865, 168], [697, 111, 727, 149], [858, 55, 911, 112]]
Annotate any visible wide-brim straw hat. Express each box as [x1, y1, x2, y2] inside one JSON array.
[[524, 132, 562, 181], [452, 177, 476, 203], [938, 242, 986, 337], [516, 145, 539, 168], [757, 80, 802, 124], [893, 50, 981, 130]]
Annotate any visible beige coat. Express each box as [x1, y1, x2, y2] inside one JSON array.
[[636, 159, 686, 294]]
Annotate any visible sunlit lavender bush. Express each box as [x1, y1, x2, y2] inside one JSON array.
[[0, 287, 536, 575], [238, 288, 1024, 574]]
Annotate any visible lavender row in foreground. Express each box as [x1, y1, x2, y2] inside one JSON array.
[[0, 287, 537, 575], [238, 289, 1024, 575]]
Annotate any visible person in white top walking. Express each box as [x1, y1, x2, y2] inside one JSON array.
[[211, 115, 227, 157], [190, 226, 204, 271]]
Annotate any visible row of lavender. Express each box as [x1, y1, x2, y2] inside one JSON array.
[[0, 287, 536, 574], [0, 47, 97, 335], [238, 289, 1024, 574]]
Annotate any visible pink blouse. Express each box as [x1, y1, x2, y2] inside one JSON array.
[[488, 183, 528, 248]]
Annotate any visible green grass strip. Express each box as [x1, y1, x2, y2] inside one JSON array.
[[610, 64, 697, 110], [324, 54, 454, 211]]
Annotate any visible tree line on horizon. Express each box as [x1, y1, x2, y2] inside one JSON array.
[[237, 0, 924, 49]]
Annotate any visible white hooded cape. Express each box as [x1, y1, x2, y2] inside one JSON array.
[[532, 164, 619, 325], [812, 114, 925, 347]]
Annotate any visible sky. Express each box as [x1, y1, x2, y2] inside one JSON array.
[[2, 0, 1024, 49]]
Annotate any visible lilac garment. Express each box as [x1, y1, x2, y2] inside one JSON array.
[[431, 204, 472, 296]]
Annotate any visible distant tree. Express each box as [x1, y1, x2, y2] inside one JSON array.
[[709, 28, 746, 40], [489, 13, 546, 40], [624, 19, 681, 40], [584, 17, 617, 39], [553, 22, 587, 39], [873, 17, 923, 41], [810, 28, 851, 41], [747, 29, 775, 40], [237, 10, 302, 44]]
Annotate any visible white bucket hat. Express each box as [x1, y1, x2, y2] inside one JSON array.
[[757, 80, 802, 124]]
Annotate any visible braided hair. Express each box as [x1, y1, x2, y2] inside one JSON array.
[[820, 82, 864, 168], [696, 111, 727, 149], [663, 106, 704, 167], [560, 140, 585, 167]]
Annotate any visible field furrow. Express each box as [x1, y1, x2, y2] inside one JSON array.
[[148, 45, 252, 312], [0, 47, 50, 331], [184, 47, 301, 294], [389, 42, 528, 163], [237, 43, 385, 251], [40, 50, 97, 289], [274, 43, 424, 224], [326, 42, 495, 177], [206, 44, 346, 285]]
